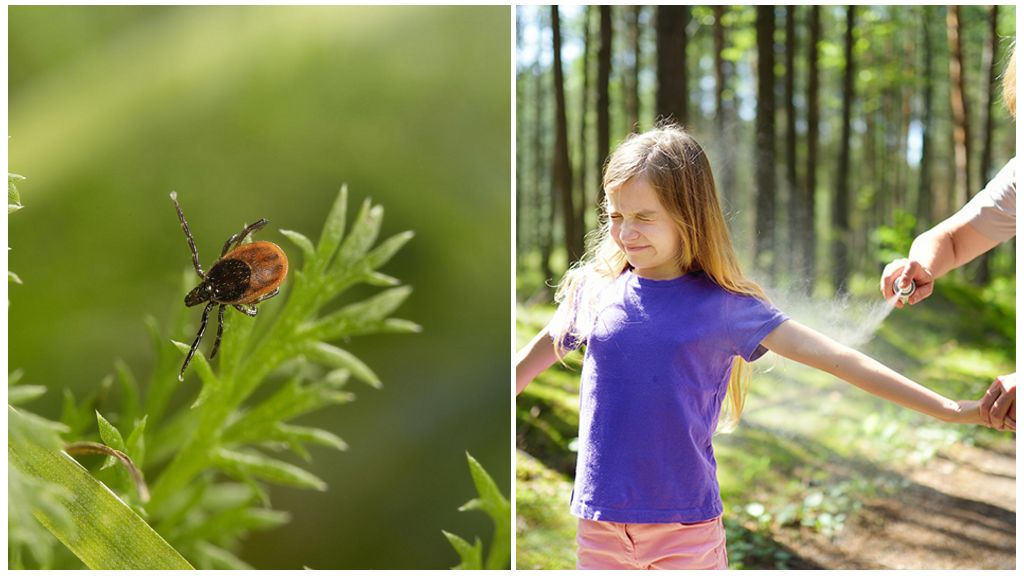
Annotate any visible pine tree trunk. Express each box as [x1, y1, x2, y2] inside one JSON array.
[[596, 6, 612, 209], [947, 6, 971, 209], [656, 6, 689, 125], [832, 6, 855, 293], [626, 6, 641, 133], [974, 5, 999, 284], [784, 6, 799, 280], [916, 8, 935, 234], [551, 7, 581, 265], [577, 6, 591, 240], [804, 5, 820, 296], [754, 6, 777, 281]]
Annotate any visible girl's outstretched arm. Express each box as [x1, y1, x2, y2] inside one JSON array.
[[516, 329, 559, 395], [761, 319, 983, 425]]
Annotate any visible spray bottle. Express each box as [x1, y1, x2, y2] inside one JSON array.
[[893, 278, 916, 305]]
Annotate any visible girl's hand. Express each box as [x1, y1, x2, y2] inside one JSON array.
[[949, 400, 984, 426]]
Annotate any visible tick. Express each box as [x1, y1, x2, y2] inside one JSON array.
[[170, 192, 288, 381]]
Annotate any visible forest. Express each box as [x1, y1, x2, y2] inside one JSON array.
[[515, 5, 1016, 569], [516, 5, 1016, 298]]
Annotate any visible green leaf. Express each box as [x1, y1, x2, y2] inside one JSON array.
[[213, 448, 327, 491], [9, 407, 192, 569], [316, 184, 350, 268], [223, 375, 354, 445], [442, 531, 484, 570], [444, 453, 511, 570], [9, 270, 23, 284], [333, 198, 381, 270], [9, 172, 24, 213], [95, 411, 125, 449], [280, 229, 315, 263], [362, 230, 415, 271], [301, 285, 413, 341], [9, 384, 47, 405], [305, 341, 381, 388]]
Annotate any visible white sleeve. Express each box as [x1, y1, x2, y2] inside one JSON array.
[[955, 157, 1016, 243]]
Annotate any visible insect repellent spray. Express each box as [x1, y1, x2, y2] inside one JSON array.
[[893, 279, 916, 305]]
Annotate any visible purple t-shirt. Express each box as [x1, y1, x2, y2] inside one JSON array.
[[554, 269, 788, 524]]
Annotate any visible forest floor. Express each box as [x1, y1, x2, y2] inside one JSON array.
[[516, 279, 1016, 570], [762, 438, 1016, 569]]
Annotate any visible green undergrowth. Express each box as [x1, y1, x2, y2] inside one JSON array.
[[516, 278, 1014, 569], [10, 184, 419, 569]]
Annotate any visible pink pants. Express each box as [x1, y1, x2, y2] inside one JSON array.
[[576, 517, 728, 570]]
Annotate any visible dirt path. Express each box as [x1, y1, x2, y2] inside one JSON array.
[[769, 440, 1016, 569]]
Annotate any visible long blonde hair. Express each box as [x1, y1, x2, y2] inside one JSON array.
[[552, 123, 770, 430]]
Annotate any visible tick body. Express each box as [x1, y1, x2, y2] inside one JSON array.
[[171, 192, 288, 381]]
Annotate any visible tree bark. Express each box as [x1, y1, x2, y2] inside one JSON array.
[[577, 6, 591, 241], [596, 5, 612, 209], [974, 5, 999, 284], [947, 6, 971, 209], [803, 5, 820, 295], [551, 7, 581, 264], [625, 6, 641, 133], [754, 6, 777, 281], [832, 6, 855, 293], [656, 6, 689, 125], [784, 6, 799, 279], [916, 7, 935, 234]]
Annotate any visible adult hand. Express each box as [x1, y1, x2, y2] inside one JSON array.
[[980, 373, 1016, 431], [880, 258, 935, 308]]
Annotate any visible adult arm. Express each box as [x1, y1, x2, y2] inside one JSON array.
[[880, 216, 1000, 308], [761, 319, 984, 425]]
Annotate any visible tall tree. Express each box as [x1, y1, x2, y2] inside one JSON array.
[[832, 6, 855, 292], [946, 6, 971, 208], [916, 7, 935, 233], [596, 5, 612, 209], [625, 6, 641, 133], [783, 6, 799, 279], [754, 6, 777, 280], [803, 5, 820, 295], [656, 6, 689, 125], [577, 6, 591, 243], [712, 6, 737, 212], [551, 7, 581, 264], [974, 5, 1000, 284]]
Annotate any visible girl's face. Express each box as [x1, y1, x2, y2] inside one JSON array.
[[607, 176, 683, 280]]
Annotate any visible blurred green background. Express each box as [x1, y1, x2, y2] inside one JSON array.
[[9, 6, 509, 569]]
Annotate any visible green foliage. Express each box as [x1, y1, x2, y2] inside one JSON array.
[[444, 453, 511, 570], [11, 185, 416, 569], [871, 209, 917, 266]]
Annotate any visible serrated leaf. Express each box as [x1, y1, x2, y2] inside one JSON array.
[[362, 229, 414, 270], [305, 341, 381, 388], [442, 531, 484, 570], [171, 340, 219, 407], [333, 198, 381, 270], [223, 375, 354, 445], [316, 184, 350, 268], [301, 285, 413, 341], [276, 423, 348, 451], [213, 448, 327, 491], [446, 453, 511, 570], [280, 229, 315, 263]]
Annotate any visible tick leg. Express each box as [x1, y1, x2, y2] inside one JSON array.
[[233, 304, 258, 317], [209, 304, 226, 359], [221, 219, 269, 257], [251, 287, 280, 304], [179, 301, 215, 381], [170, 192, 205, 278]]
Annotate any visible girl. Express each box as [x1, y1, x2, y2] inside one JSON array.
[[516, 124, 987, 570]]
